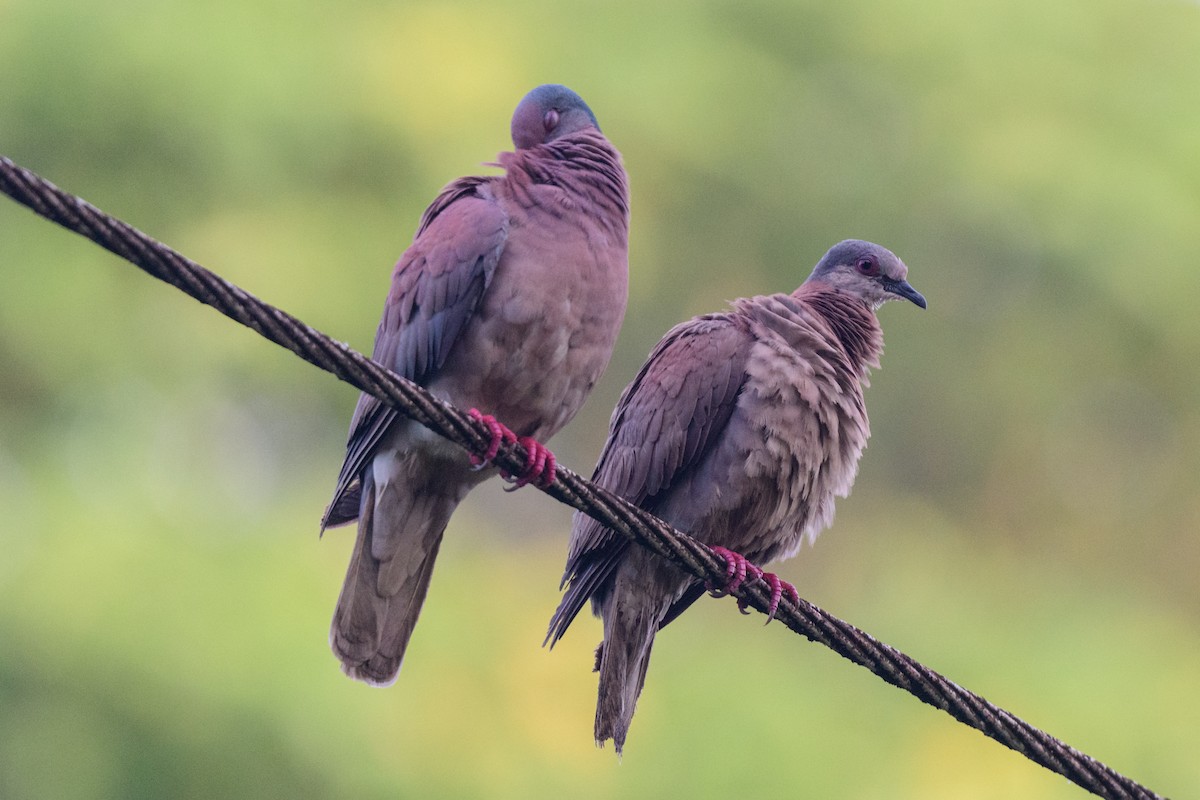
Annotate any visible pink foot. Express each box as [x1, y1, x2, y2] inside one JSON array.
[[466, 409, 557, 489], [761, 571, 800, 623], [707, 546, 763, 602], [504, 436, 558, 489], [707, 546, 797, 620], [467, 409, 516, 469]]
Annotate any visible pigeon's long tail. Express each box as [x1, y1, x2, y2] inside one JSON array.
[[330, 469, 463, 686], [594, 601, 657, 754]]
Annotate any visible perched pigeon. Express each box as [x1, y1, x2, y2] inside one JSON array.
[[324, 85, 629, 686], [547, 239, 924, 753]]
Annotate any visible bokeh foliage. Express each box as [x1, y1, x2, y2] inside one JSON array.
[[1, 0, 1198, 797]]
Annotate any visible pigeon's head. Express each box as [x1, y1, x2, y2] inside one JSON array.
[[806, 239, 926, 310], [511, 84, 600, 149]]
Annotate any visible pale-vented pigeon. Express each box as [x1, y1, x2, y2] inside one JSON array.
[[323, 85, 629, 686], [546, 240, 924, 753]]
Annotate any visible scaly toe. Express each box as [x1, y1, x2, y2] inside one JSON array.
[[535, 446, 557, 488], [503, 437, 558, 491], [708, 546, 753, 598], [783, 581, 800, 606], [762, 573, 800, 623], [509, 437, 547, 489], [763, 573, 784, 621], [468, 409, 517, 470], [738, 563, 764, 615]]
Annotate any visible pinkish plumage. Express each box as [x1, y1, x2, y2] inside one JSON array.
[[324, 85, 629, 686], [547, 239, 924, 752]]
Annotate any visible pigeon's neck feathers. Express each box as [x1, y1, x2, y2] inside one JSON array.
[[730, 290, 880, 378], [496, 128, 629, 231], [792, 283, 884, 375]]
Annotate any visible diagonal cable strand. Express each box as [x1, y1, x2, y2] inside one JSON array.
[[0, 155, 1162, 800]]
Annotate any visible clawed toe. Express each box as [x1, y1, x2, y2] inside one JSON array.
[[761, 572, 800, 622], [707, 546, 761, 605], [504, 436, 558, 490], [468, 409, 517, 469], [706, 546, 739, 596], [469, 410, 558, 489], [707, 546, 796, 619]]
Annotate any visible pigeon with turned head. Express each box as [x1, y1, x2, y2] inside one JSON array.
[[546, 239, 924, 753], [324, 84, 630, 686]]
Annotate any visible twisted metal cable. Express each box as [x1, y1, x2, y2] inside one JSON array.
[[0, 155, 1162, 800]]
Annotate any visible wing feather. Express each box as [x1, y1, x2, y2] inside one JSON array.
[[321, 177, 508, 529], [546, 313, 753, 643]]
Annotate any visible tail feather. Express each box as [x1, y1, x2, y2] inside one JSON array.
[[330, 470, 458, 686], [594, 603, 657, 754], [545, 550, 623, 648]]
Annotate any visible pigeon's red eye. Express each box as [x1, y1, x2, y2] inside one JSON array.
[[543, 109, 560, 132], [856, 257, 877, 276]]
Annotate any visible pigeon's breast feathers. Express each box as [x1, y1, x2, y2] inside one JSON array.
[[732, 290, 882, 552]]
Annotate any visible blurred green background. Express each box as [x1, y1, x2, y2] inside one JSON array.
[[2, 0, 1198, 797]]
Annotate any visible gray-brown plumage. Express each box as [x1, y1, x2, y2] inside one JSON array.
[[323, 85, 629, 686], [546, 239, 924, 752]]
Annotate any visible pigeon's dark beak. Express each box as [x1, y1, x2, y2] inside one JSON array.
[[885, 278, 927, 309]]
